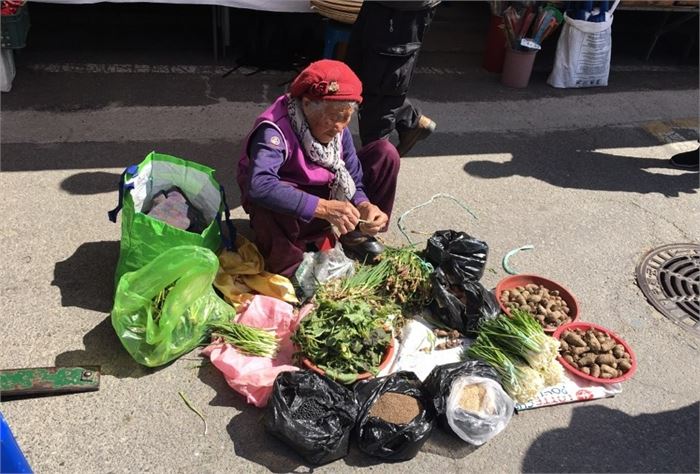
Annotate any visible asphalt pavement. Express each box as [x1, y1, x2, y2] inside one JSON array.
[[1, 3, 699, 473]]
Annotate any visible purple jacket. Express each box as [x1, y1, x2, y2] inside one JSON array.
[[237, 95, 368, 222]]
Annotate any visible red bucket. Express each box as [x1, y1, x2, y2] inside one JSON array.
[[482, 14, 507, 73]]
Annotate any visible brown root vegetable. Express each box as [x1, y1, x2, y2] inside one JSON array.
[[596, 354, 617, 366], [571, 346, 590, 355], [612, 345, 625, 358], [564, 355, 575, 365], [600, 364, 617, 377], [560, 339, 570, 351], [587, 335, 602, 353], [601, 372, 614, 379], [581, 367, 591, 375], [578, 354, 597, 366], [600, 340, 617, 352], [434, 329, 450, 337], [590, 364, 601, 378], [564, 332, 587, 347], [617, 359, 632, 372]]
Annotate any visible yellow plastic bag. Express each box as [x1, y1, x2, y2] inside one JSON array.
[[214, 235, 298, 310]]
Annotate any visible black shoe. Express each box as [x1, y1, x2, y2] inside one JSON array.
[[397, 115, 436, 157], [339, 230, 385, 264], [670, 147, 699, 171]]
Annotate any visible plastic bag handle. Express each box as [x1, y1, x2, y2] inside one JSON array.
[[609, 0, 620, 15], [107, 165, 138, 223], [218, 185, 237, 250]]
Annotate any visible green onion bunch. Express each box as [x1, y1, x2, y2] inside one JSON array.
[[208, 321, 279, 358], [466, 310, 563, 402], [466, 333, 544, 403]]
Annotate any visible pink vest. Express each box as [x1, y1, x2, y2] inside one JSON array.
[[237, 95, 339, 204]]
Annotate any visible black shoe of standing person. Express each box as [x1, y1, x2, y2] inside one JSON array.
[[397, 115, 436, 157], [339, 230, 385, 264], [670, 147, 699, 171]]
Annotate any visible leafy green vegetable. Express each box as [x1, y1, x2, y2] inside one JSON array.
[[292, 298, 397, 382]]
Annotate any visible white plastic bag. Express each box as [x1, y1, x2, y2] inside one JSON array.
[[547, 0, 620, 88], [1, 49, 16, 93], [294, 242, 355, 298], [446, 375, 514, 446]]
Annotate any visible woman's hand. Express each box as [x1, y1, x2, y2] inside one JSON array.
[[314, 199, 360, 235], [356, 202, 388, 235]]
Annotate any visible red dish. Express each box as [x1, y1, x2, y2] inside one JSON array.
[[553, 322, 637, 384], [495, 274, 580, 333], [301, 338, 395, 382]]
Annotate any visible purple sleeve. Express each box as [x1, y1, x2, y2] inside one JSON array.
[[247, 124, 319, 222], [341, 129, 369, 206]]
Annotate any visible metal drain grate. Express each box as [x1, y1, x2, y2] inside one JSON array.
[[636, 243, 700, 336]]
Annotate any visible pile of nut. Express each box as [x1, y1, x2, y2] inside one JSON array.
[[500, 283, 572, 329]]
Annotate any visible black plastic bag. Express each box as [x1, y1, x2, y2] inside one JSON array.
[[426, 230, 489, 281], [354, 371, 435, 461], [264, 371, 358, 465], [423, 360, 500, 432], [430, 268, 500, 336]]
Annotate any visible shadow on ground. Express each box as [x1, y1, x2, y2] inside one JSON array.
[[52, 240, 119, 313], [54, 315, 159, 378], [60, 171, 121, 195], [226, 408, 313, 473], [401, 127, 698, 197], [522, 403, 700, 473], [51, 240, 164, 378], [1, 141, 243, 206]]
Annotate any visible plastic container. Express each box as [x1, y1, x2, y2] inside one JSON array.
[[501, 48, 537, 88], [0, 412, 32, 473], [1, 4, 30, 49], [482, 14, 507, 73], [301, 338, 395, 382], [553, 322, 637, 384], [495, 274, 580, 333]]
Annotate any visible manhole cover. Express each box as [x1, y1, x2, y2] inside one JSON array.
[[636, 243, 700, 336]]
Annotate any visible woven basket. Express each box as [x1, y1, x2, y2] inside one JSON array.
[[311, 0, 363, 24]]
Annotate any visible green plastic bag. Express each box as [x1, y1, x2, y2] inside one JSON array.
[[111, 245, 236, 367], [108, 151, 235, 285]]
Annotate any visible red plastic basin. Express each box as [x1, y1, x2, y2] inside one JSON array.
[[553, 322, 637, 384], [495, 274, 580, 333], [301, 338, 395, 383]]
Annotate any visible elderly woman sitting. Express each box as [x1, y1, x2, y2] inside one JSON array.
[[237, 60, 400, 277]]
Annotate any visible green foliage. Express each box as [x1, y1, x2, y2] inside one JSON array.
[[292, 298, 397, 381]]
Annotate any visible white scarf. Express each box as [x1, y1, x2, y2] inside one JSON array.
[[287, 96, 356, 202]]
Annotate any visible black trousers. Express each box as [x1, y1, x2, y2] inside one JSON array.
[[346, 2, 437, 145]]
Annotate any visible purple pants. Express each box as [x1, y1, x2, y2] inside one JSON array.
[[249, 139, 400, 277]]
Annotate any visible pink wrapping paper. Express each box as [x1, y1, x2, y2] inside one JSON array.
[[202, 295, 312, 407]]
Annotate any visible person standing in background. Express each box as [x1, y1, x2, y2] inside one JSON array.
[[346, 1, 440, 157]]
